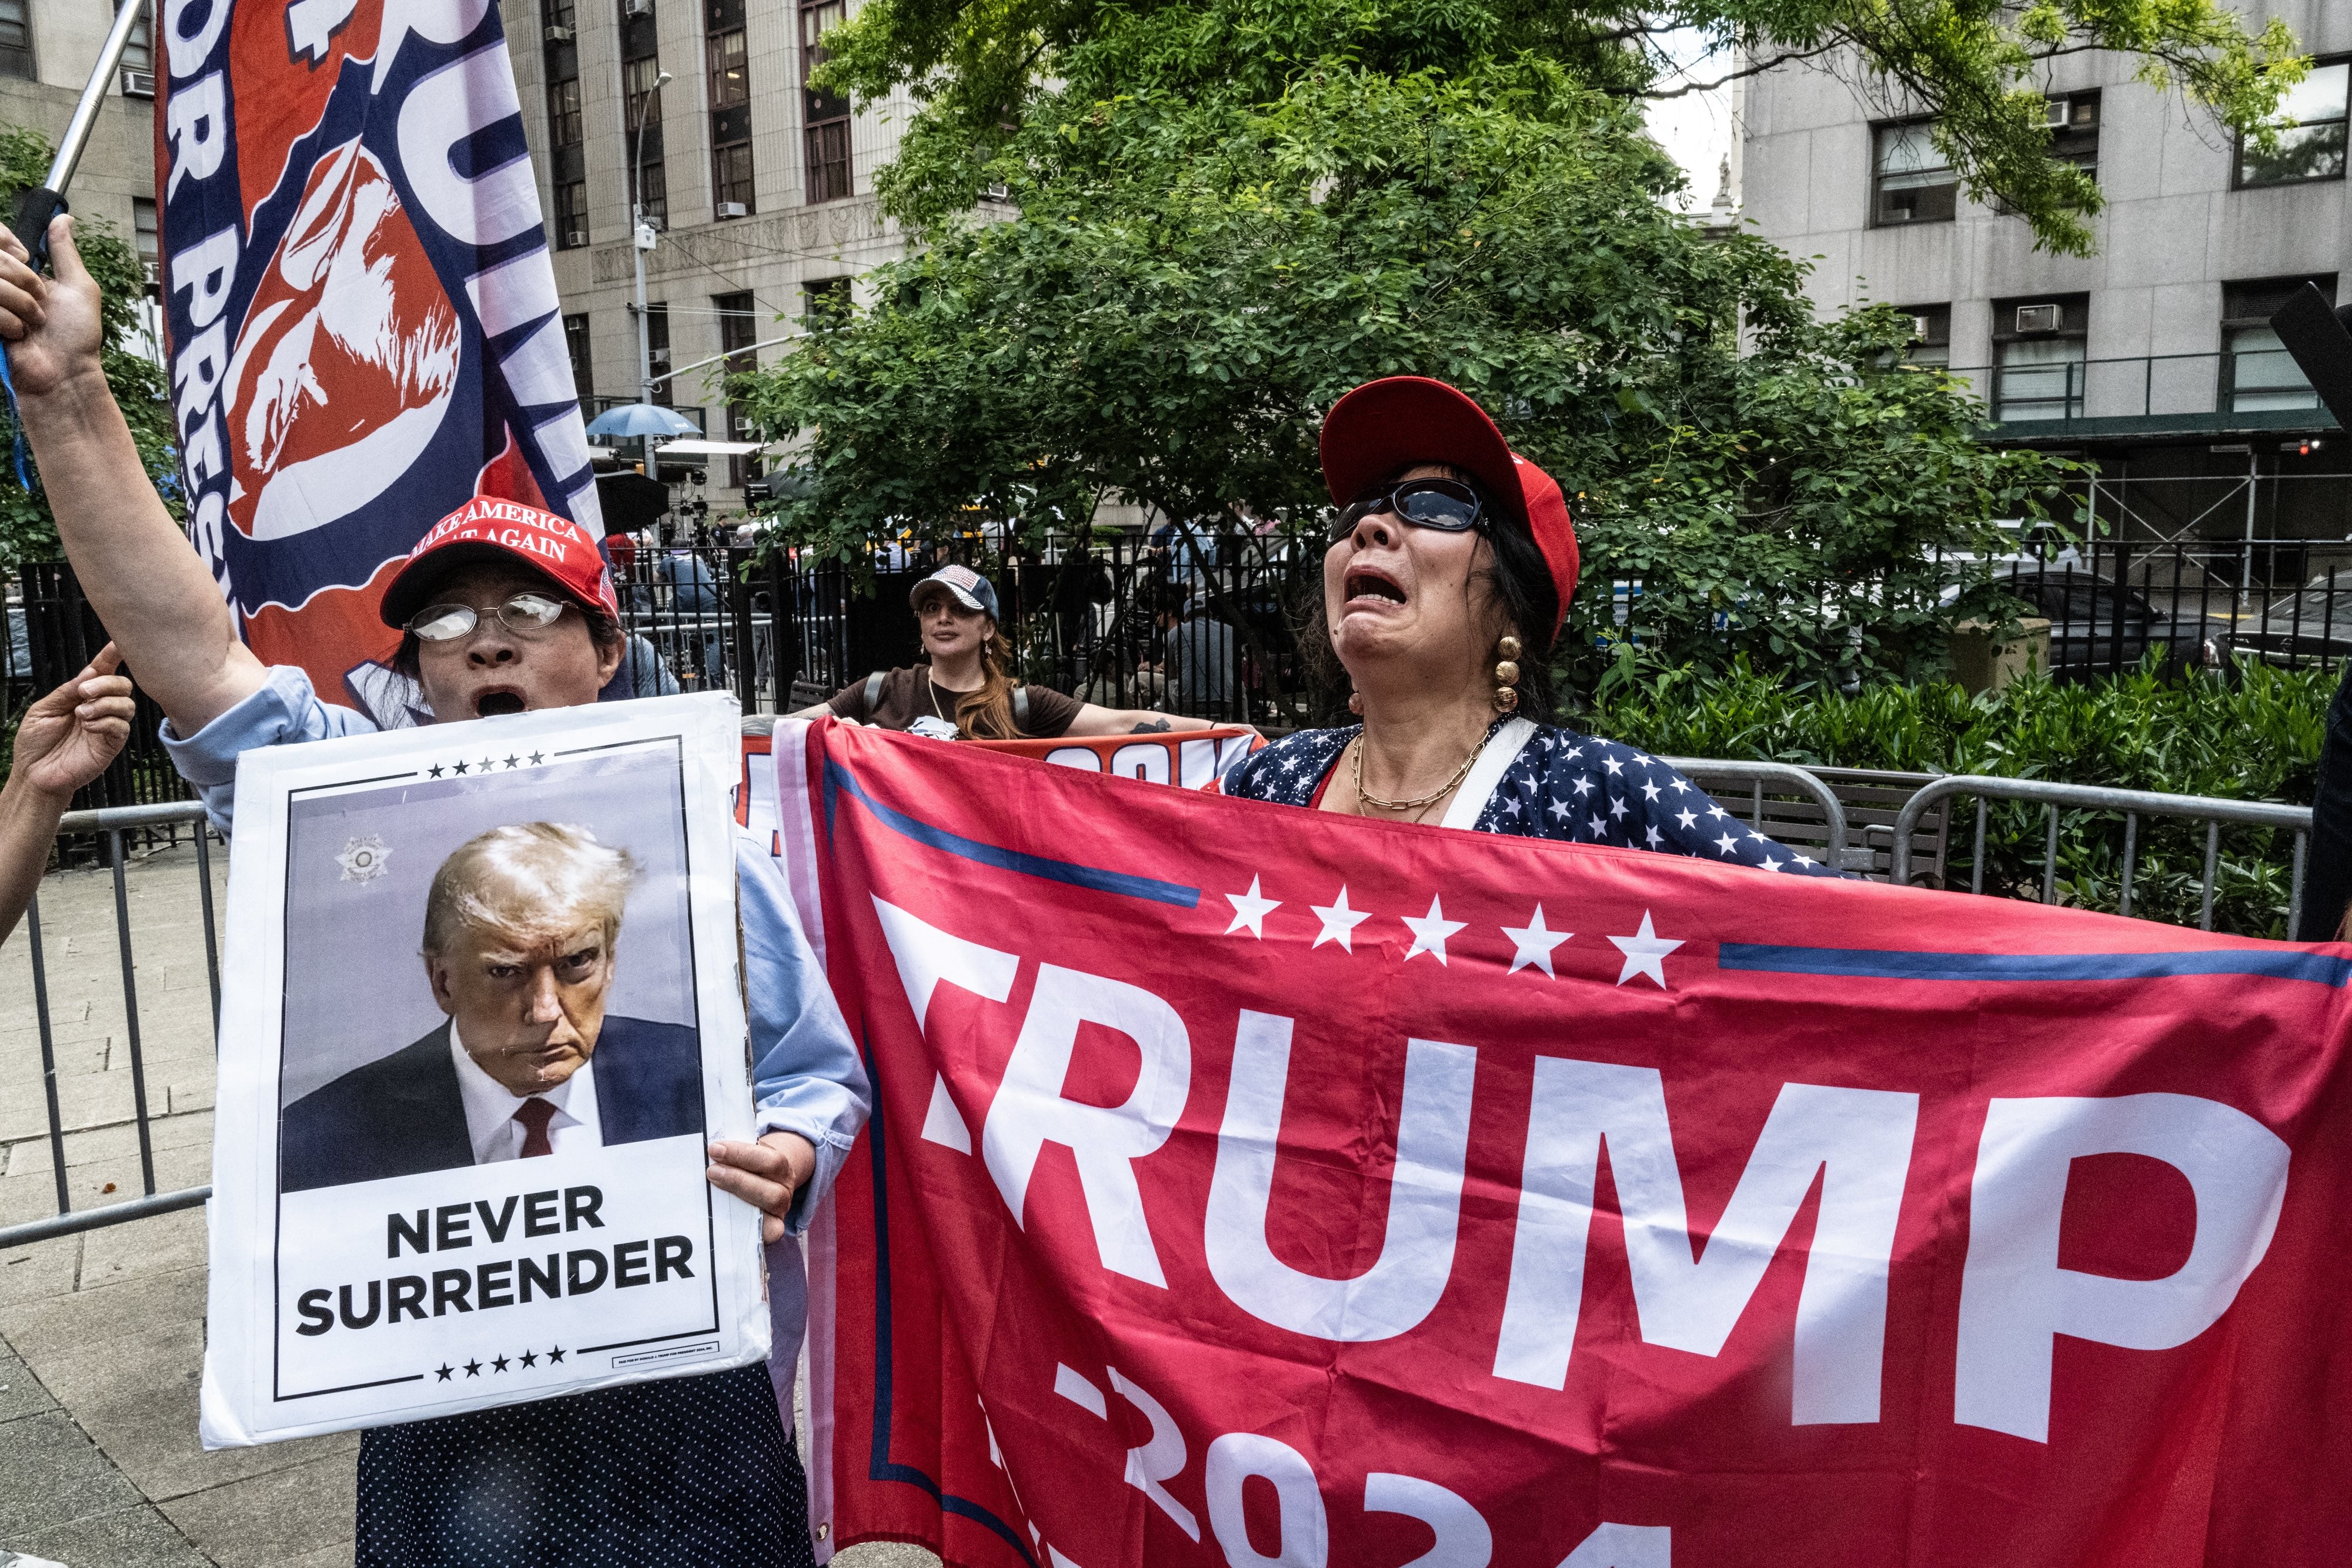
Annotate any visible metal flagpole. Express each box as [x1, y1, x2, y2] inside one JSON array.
[[9, 0, 148, 268]]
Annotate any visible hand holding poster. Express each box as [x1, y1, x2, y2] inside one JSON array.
[[770, 718, 2352, 1567], [203, 694, 766, 1446]]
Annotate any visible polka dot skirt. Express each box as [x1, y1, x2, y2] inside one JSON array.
[[356, 1363, 816, 1567]]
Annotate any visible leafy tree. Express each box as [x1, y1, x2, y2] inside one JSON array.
[[818, 0, 2305, 256], [0, 125, 179, 571], [738, 44, 2076, 697]]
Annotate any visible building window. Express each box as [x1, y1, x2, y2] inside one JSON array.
[[1991, 295, 2087, 423], [547, 76, 583, 151], [623, 3, 667, 228], [1900, 304, 1951, 368], [564, 313, 593, 402], [2222, 276, 2334, 413], [543, 0, 576, 29], [802, 276, 850, 322], [119, 1, 152, 84], [715, 290, 759, 486], [708, 0, 753, 216], [555, 180, 590, 248], [801, 0, 851, 204], [644, 303, 671, 406], [0, 2, 34, 79], [132, 197, 158, 293], [2237, 60, 2349, 188], [2048, 92, 2100, 179], [1871, 119, 1956, 226]]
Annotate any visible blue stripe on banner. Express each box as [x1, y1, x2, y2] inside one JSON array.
[[1719, 944, 2352, 988], [823, 759, 1202, 909]]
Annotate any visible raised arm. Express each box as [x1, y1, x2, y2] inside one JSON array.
[[0, 646, 134, 941], [0, 218, 265, 734]]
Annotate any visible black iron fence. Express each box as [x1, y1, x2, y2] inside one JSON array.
[[14, 528, 2352, 808], [1949, 536, 2352, 680]]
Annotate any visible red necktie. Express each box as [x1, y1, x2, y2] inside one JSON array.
[[513, 1097, 558, 1158]]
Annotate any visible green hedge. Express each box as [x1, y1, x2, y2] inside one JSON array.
[[1581, 657, 2337, 938]]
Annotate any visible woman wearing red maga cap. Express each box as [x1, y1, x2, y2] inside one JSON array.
[[0, 218, 858, 1568], [1222, 377, 1838, 873]]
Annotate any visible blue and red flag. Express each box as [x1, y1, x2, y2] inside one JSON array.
[[156, 0, 597, 725]]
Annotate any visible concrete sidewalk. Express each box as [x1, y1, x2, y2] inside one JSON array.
[[1, 841, 929, 1567]]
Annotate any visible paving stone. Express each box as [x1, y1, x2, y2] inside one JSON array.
[[161, 1452, 358, 1568], [31, 1315, 358, 1506], [4, 1499, 212, 1568], [0, 1409, 142, 1537], [0, 1236, 78, 1310], [0, 1262, 205, 1358], [3, 1110, 215, 1179], [0, 1336, 58, 1422], [75, 1206, 209, 1293]]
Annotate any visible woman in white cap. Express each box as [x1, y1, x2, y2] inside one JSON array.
[[1222, 376, 1838, 874], [802, 563, 1225, 740], [0, 219, 857, 1568]]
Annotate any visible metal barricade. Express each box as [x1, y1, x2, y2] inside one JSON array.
[[1662, 758, 1864, 871], [1889, 776, 2312, 933], [1, 801, 220, 1251]]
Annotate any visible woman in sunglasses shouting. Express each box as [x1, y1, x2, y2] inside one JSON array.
[[1221, 377, 1835, 873]]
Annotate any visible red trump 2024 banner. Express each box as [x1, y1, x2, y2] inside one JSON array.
[[759, 720, 2352, 1566]]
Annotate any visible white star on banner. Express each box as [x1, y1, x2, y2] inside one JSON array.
[[1312, 887, 1371, 951], [1503, 905, 1572, 977], [1402, 896, 1468, 964], [1588, 812, 1610, 838], [1548, 797, 1572, 822], [1603, 755, 1623, 775], [1608, 796, 1630, 821], [1645, 824, 1663, 847], [1712, 833, 1740, 855], [1706, 804, 1729, 821], [1675, 808, 1699, 830], [1640, 780, 1661, 802], [1760, 857, 1784, 872], [1609, 911, 1684, 988], [1571, 774, 1595, 798], [1670, 778, 1691, 794], [1224, 877, 1279, 938]]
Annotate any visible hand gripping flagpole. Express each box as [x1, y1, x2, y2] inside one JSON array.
[[10, 0, 149, 269], [0, 0, 148, 486]]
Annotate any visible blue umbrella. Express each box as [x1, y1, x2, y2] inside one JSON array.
[[585, 403, 702, 439]]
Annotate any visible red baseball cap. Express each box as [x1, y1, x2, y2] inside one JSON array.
[[379, 497, 623, 631], [1319, 376, 1579, 636]]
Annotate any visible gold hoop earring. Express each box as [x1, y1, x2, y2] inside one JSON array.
[[1492, 634, 1522, 714]]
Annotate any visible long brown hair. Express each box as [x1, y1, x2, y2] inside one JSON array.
[[950, 627, 1024, 739]]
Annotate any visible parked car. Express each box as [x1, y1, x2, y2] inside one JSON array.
[[1974, 564, 2229, 678]]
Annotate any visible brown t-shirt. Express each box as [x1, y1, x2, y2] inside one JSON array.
[[828, 666, 1081, 740]]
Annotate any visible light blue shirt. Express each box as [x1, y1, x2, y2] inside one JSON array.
[[159, 665, 871, 1236]]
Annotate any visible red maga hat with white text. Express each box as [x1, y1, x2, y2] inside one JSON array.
[[378, 497, 622, 630], [1318, 376, 1579, 635]]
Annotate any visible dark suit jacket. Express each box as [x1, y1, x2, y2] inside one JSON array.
[[278, 1016, 704, 1193]]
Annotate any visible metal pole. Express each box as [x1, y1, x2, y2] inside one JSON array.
[[632, 70, 671, 409], [8, 0, 146, 265]]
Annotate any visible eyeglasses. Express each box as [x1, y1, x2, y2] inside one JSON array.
[[1328, 478, 1486, 543], [406, 593, 572, 642]]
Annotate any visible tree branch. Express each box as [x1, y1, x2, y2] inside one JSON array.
[[1628, 42, 1842, 101]]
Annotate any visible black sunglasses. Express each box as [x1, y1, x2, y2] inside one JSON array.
[[1328, 478, 1486, 543]]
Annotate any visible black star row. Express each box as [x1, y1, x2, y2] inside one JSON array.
[[433, 1345, 566, 1380], [425, 750, 547, 780]]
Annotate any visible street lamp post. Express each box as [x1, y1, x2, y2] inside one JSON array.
[[632, 69, 674, 409]]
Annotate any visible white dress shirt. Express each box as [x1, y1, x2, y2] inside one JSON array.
[[448, 1023, 603, 1164]]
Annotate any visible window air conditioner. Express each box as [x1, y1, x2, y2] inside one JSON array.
[[624, 0, 652, 16], [716, 201, 748, 218], [2015, 303, 2062, 334], [544, 24, 573, 41], [984, 182, 1010, 200], [2043, 98, 2067, 128], [649, 348, 671, 367], [141, 260, 161, 287], [566, 229, 590, 248], [119, 69, 154, 97]]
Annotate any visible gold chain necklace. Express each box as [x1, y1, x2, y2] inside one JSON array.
[[1351, 730, 1485, 814]]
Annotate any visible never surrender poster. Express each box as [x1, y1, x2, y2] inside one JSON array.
[[768, 718, 2352, 1566], [203, 696, 766, 1446]]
